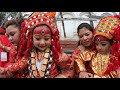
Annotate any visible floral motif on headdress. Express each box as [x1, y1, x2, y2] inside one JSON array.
[[94, 16, 120, 40]]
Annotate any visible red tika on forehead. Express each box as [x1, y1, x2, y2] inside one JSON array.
[[95, 35, 109, 42], [33, 27, 51, 36]]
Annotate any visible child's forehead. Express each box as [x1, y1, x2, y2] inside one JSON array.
[[94, 35, 109, 42], [95, 40, 109, 43], [33, 26, 51, 36]]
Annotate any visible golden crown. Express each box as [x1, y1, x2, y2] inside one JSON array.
[[94, 16, 120, 39]]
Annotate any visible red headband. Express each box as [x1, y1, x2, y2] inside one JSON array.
[[94, 35, 109, 42], [33, 26, 51, 36]]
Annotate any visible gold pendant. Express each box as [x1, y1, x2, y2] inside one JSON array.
[[32, 64, 37, 70], [31, 58, 35, 64], [45, 47, 50, 53], [41, 64, 47, 71], [43, 58, 49, 65], [33, 70, 38, 77], [44, 53, 49, 58], [31, 52, 36, 57], [39, 70, 45, 77]]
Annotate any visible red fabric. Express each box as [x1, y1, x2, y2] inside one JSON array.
[[0, 27, 6, 35], [0, 35, 11, 67], [94, 35, 109, 42], [33, 27, 51, 35]]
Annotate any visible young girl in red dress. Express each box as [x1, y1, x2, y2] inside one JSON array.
[[1, 12, 74, 78]]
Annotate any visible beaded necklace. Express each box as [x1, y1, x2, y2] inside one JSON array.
[[28, 47, 52, 78]]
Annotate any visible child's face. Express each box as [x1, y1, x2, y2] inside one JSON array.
[[95, 39, 111, 55], [33, 25, 51, 51]]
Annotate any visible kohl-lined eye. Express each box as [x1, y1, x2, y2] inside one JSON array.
[[85, 33, 90, 36], [45, 38, 50, 41], [35, 37, 41, 40], [101, 43, 107, 46]]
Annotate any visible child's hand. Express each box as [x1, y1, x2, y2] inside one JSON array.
[[117, 67, 120, 78], [0, 67, 4, 74], [79, 71, 93, 78]]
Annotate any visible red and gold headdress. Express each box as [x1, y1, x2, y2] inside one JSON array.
[[31, 12, 56, 18], [94, 16, 120, 40], [18, 12, 60, 64]]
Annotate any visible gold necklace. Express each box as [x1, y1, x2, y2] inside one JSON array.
[[29, 47, 50, 78], [92, 53, 109, 76]]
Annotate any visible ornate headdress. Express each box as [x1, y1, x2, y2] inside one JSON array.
[[94, 15, 120, 74], [94, 16, 120, 40], [30, 12, 56, 19], [18, 12, 61, 63]]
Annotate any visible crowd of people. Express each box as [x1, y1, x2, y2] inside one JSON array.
[[0, 12, 120, 78]]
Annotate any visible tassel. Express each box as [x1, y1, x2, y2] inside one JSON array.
[[27, 40, 32, 49], [56, 41, 61, 53], [21, 22, 26, 29], [51, 45, 59, 65]]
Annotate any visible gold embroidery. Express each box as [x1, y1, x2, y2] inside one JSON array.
[[92, 53, 110, 76], [75, 49, 95, 72]]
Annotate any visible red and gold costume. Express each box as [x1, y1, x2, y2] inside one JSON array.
[[73, 15, 120, 78], [89, 53, 118, 78], [0, 35, 17, 67], [72, 46, 96, 77], [92, 15, 120, 78], [4, 12, 73, 78]]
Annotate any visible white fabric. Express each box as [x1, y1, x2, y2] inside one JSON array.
[[36, 59, 44, 71], [1, 52, 7, 62]]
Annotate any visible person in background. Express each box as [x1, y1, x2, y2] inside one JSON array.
[[0, 26, 11, 78], [0, 17, 27, 78], [72, 23, 95, 78]]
